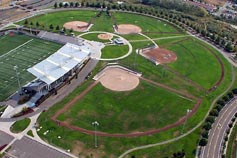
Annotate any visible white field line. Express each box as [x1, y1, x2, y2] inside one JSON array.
[[0, 39, 34, 59]]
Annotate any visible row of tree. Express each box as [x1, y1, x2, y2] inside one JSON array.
[[199, 89, 236, 147]]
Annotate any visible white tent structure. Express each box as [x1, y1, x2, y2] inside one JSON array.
[[28, 43, 91, 86]]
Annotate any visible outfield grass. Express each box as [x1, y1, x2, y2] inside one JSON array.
[[90, 12, 114, 32], [17, 10, 98, 30], [10, 118, 30, 133], [30, 10, 234, 158], [101, 44, 129, 59], [0, 34, 62, 101], [57, 81, 194, 133], [80, 33, 110, 42], [113, 11, 184, 39]]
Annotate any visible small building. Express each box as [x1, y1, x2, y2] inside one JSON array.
[[113, 38, 124, 45]]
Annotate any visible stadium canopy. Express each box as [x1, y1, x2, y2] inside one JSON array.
[[28, 43, 91, 85]]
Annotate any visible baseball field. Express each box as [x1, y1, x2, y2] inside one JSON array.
[[13, 10, 233, 158]]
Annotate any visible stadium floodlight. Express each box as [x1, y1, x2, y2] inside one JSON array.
[[181, 109, 192, 135], [13, 65, 21, 90], [92, 121, 99, 148]]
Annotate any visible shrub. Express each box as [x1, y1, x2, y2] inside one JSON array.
[[222, 95, 230, 102], [214, 104, 222, 112], [228, 92, 234, 98], [206, 116, 215, 124], [199, 138, 208, 146], [232, 88, 237, 94], [203, 122, 212, 131], [210, 109, 219, 117], [201, 130, 209, 139], [217, 100, 225, 106]]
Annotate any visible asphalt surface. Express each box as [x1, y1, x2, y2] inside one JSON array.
[[0, 130, 13, 147], [4, 136, 71, 158], [200, 98, 237, 158]]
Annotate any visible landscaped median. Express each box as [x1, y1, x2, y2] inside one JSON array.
[[10, 118, 31, 133]]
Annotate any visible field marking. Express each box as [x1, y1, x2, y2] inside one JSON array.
[[0, 39, 34, 59]]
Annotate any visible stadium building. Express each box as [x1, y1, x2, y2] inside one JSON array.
[[23, 42, 91, 107]]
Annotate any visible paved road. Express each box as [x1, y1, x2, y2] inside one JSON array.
[[200, 98, 237, 158], [4, 136, 71, 158]]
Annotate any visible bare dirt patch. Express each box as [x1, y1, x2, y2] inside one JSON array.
[[63, 21, 89, 32], [141, 48, 177, 65], [98, 67, 140, 92], [97, 33, 113, 40], [116, 24, 142, 34]]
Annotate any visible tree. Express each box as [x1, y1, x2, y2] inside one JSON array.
[[49, 24, 54, 30], [24, 19, 28, 25], [59, 2, 63, 8], [201, 130, 209, 139], [70, 2, 74, 7], [228, 92, 234, 99], [215, 104, 222, 112], [75, 2, 79, 7], [199, 138, 208, 146], [30, 22, 33, 26], [232, 88, 237, 94], [203, 122, 212, 131], [64, 3, 69, 8], [54, 2, 57, 8], [36, 21, 40, 27], [222, 95, 230, 102], [210, 109, 219, 117], [206, 116, 215, 124], [217, 99, 225, 106], [225, 43, 233, 52], [56, 25, 60, 30]]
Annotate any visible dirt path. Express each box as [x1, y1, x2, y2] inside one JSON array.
[[51, 81, 99, 121], [51, 76, 203, 137]]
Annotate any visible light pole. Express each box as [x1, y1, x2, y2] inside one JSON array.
[[92, 121, 99, 148], [14, 65, 21, 90], [181, 109, 192, 135]]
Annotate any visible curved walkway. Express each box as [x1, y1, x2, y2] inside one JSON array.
[[79, 31, 133, 61], [50, 74, 203, 137], [119, 65, 235, 158]]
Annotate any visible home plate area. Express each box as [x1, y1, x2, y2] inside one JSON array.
[[93, 66, 142, 92]]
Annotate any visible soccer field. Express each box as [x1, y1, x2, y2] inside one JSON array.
[[0, 33, 62, 101]]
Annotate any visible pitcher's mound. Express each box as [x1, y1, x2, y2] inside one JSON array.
[[63, 21, 89, 32], [98, 67, 140, 91], [116, 24, 142, 34], [141, 48, 177, 65], [98, 33, 113, 40]]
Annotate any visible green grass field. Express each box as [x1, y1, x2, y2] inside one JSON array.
[[17, 10, 97, 31], [16, 10, 233, 157], [80, 33, 110, 42], [0, 33, 62, 101], [57, 81, 194, 133], [101, 44, 129, 59], [10, 118, 30, 133]]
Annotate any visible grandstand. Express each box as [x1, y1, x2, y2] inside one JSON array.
[[25, 42, 91, 106]]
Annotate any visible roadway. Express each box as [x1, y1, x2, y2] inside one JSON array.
[[200, 98, 237, 158]]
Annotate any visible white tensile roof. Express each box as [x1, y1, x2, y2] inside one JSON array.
[[28, 43, 91, 85]]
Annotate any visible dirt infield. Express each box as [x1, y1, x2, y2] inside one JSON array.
[[116, 24, 142, 34], [98, 67, 140, 91], [97, 33, 113, 40], [142, 48, 177, 64], [63, 21, 89, 32]]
